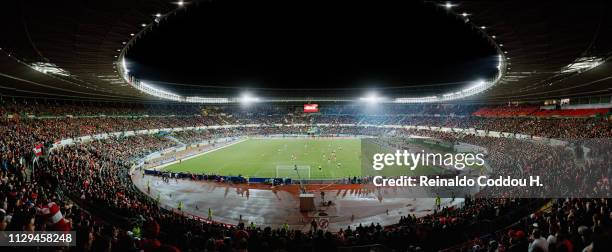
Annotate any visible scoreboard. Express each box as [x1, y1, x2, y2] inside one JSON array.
[[303, 104, 319, 113]]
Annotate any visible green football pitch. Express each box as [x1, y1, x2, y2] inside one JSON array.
[[162, 137, 450, 179], [163, 138, 363, 179]]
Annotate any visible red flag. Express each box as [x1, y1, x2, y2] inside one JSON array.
[[33, 144, 43, 157], [38, 202, 71, 231]]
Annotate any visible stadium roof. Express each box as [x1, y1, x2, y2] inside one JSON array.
[[1, 1, 611, 103], [459, 1, 612, 102]]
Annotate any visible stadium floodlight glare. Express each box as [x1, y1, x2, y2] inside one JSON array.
[[176, 1, 185, 7], [120, 58, 233, 103], [185, 97, 230, 103], [394, 75, 501, 103], [121, 57, 129, 74], [442, 2, 456, 9], [359, 92, 385, 104], [155, 13, 162, 18], [461, 12, 469, 17], [464, 80, 486, 92], [138, 81, 183, 102], [437, 79, 487, 100], [239, 93, 260, 104]]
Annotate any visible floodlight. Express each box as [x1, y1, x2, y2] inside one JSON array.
[[359, 92, 384, 104], [443, 2, 456, 9], [239, 93, 260, 104]]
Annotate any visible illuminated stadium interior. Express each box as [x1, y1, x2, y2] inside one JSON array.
[[1, 1, 612, 251]]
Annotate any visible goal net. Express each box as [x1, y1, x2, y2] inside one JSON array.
[[275, 165, 311, 179]]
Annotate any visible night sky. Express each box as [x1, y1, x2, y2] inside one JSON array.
[[126, 0, 499, 97]]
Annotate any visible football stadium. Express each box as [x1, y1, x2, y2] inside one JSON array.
[[162, 138, 364, 179], [1, 1, 612, 251]]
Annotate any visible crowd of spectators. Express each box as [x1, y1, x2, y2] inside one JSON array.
[[449, 198, 612, 252], [1, 100, 612, 251]]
